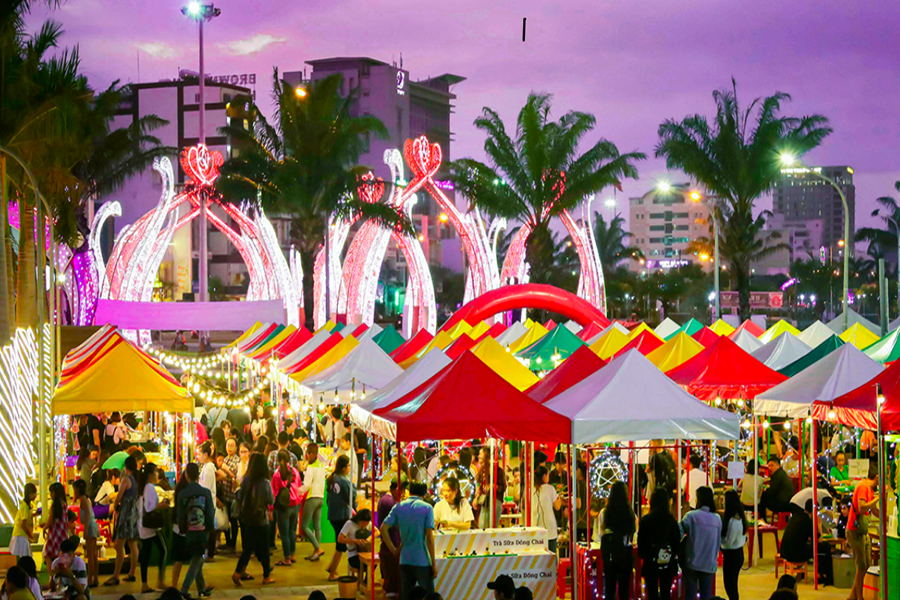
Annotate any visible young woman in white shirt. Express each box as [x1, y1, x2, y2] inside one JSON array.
[[137, 464, 169, 593], [531, 466, 562, 553], [720, 490, 748, 600], [433, 477, 475, 531]]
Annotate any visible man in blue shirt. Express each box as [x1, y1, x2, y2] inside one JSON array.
[[379, 482, 437, 600]]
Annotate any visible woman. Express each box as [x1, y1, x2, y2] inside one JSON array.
[[237, 442, 252, 482], [433, 477, 475, 531], [830, 451, 851, 486], [75, 446, 98, 487], [196, 441, 219, 561], [638, 487, 679, 600], [721, 490, 748, 600], [299, 443, 327, 562], [272, 450, 302, 567], [679, 486, 722, 600], [211, 427, 227, 457], [103, 412, 126, 453], [43, 482, 70, 567], [72, 480, 100, 588], [169, 470, 190, 590], [220, 437, 241, 552], [326, 455, 354, 580], [599, 481, 636, 600], [17, 556, 42, 600], [531, 466, 561, 553], [137, 464, 168, 593], [233, 452, 275, 586], [9, 483, 36, 559], [104, 455, 140, 586], [739, 460, 764, 511], [474, 446, 505, 528], [337, 509, 372, 576]]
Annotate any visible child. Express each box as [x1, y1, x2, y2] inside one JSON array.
[[337, 509, 372, 575], [17, 556, 42, 600], [72, 480, 99, 587], [42, 483, 69, 566], [94, 469, 120, 506], [50, 536, 88, 600], [8, 484, 36, 558]]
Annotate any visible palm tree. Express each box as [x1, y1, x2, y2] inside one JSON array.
[[451, 93, 644, 287], [656, 80, 832, 320], [857, 181, 900, 263], [218, 70, 410, 329], [592, 212, 643, 277]]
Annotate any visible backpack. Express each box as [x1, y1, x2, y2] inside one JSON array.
[[181, 494, 207, 532], [275, 470, 292, 510]]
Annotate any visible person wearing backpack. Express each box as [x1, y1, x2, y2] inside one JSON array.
[[271, 450, 302, 567], [232, 452, 275, 586], [599, 481, 636, 600], [176, 463, 215, 598], [639, 487, 680, 600], [325, 455, 354, 580]]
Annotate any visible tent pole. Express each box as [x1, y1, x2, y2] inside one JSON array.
[[876, 384, 887, 600], [812, 417, 818, 590], [396, 435, 402, 600], [752, 409, 759, 568], [490, 438, 495, 528], [586, 447, 592, 545], [799, 418, 804, 489], [370, 431, 376, 600], [571, 423, 578, 600], [676, 440, 682, 518]]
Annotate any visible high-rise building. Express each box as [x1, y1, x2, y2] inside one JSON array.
[[751, 214, 824, 276], [628, 183, 712, 271], [773, 166, 855, 254]]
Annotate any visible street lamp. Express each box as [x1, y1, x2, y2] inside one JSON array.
[[780, 153, 850, 331], [181, 2, 220, 318], [872, 207, 899, 320]]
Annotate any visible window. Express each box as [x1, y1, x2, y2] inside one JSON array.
[[674, 237, 690, 244], [665, 211, 673, 220], [397, 108, 403, 141], [361, 64, 370, 76], [650, 213, 665, 219], [350, 77, 355, 91], [223, 93, 231, 103], [674, 212, 689, 218], [665, 224, 674, 234], [649, 237, 663, 244], [675, 225, 689, 231], [649, 225, 665, 232]]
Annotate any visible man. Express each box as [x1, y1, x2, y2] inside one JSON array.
[[378, 480, 408, 599], [50, 536, 88, 600], [226, 404, 251, 440], [380, 482, 437, 600], [268, 431, 299, 475], [354, 428, 369, 484], [4, 566, 36, 600], [647, 440, 676, 498], [289, 429, 308, 462], [780, 499, 832, 585], [487, 574, 517, 600], [760, 455, 796, 522], [680, 454, 710, 509], [176, 463, 215, 598], [847, 463, 879, 600]]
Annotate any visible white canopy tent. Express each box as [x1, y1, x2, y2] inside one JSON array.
[[827, 309, 879, 334], [545, 349, 741, 443], [355, 323, 383, 343], [730, 328, 764, 354], [587, 321, 630, 345], [563, 320, 583, 334], [751, 334, 812, 371], [654, 317, 681, 339], [754, 343, 884, 418], [275, 329, 332, 371], [798, 321, 835, 348], [495, 321, 529, 347], [298, 338, 403, 403]]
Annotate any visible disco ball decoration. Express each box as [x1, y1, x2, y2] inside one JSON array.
[[589, 451, 627, 500], [430, 463, 477, 501]]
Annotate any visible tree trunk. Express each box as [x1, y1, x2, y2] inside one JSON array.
[[300, 249, 315, 331], [16, 193, 37, 328], [0, 157, 10, 344], [734, 261, 751, 323]]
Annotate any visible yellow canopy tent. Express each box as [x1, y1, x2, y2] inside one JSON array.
[[626, 322, 662, 342], [839, 322, 880, 349], [469, 320, 491, 340], [314, 320, 337, 335], [399, 331, 454, 369], [589, 327, 630, 360], [758, 320, 801, 344], [710, 319, 736, 336], [470, 337, 539, 391], [290, 335, 359, 382], [444, 320, 473, 340], [508, 323, 549, 354], [646, 331, 705, 372], [524, 318, 535, 328]]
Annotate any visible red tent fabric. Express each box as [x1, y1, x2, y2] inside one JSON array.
[[350, 323, 369, 338], [692, 327, 720, 347], [666, 335, 787, 400], [475, 322, 507, 343], [526, 346, 607, 404], [613, 330, 663, 359], [545, 319, 557, 330], [374, 351, 571, 443], [445, 334, 478, 360], [272, 327, 313, 359], [390, 329, 434, 363], [728, 320, 765, 339], [577, 322, 605, 342], [813, 360, 900, 431], [281, 332, 343, 375]]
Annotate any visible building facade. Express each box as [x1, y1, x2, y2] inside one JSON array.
[[773, 166, 855, 254], [628, 183, 712, 271], [751, 213, 824, 276]]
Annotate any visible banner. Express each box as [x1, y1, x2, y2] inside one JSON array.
[[94, 299, 285, 331], [720, 291, 783, 309], [435, 552, 557, 600]]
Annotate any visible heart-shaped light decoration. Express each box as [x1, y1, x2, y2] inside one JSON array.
[[181, 144, 225, 187], [403, 136, 442, 180], [357, 172, 385, 204]]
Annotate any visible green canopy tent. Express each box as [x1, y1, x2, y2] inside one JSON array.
[[863, 327, 900, 364], [516, 322, 585, 371], [372, 324, 406, 355], [778, 334, 845, 377], [668, 317, 704, 340]]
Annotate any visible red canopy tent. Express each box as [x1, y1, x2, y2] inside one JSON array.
[[813, 360, 900, 431], [374, 351, 571, 443], [389, 329, 434, 363], [475, 322, 507, 343], [612, 329, 663, 359], [350, 323, 369, 338], [577, 322, 605, 342], [281, 332, 343, 375], [545, 319, 558, 330], [445, 334, 478, 360], [728, 320, 765, 339], [526, 346, 607, 404], [667, 335, 787, 400], [271, 327, 313, 359], [691, 326, 719, 347]]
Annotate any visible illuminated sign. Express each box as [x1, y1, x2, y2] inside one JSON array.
[[720, 291, 783, 309], [645, 259, 689, 269], [397, 70, 406, 96], [210, 73, 256, 86]]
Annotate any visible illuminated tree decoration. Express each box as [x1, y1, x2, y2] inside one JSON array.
[[589, 450, 627, 500]]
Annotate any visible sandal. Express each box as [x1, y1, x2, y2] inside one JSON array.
[[102, 578, 120, 587], [199, 586, 214, 597], [123, 576, 137, 582], [232, 573, 243, 587], [275, 560, 292, 567], [240, 574, 254, 581], [262, 577, 276, 585]]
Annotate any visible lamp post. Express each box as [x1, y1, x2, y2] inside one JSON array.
[[872, 207, 899, 321], [781, 154, 850, 331], [181, 2, 220, 315]]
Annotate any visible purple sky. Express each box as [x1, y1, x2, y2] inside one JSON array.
[[28, 0, 900, 236]]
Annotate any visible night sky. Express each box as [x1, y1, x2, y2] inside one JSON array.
[[27, 0, 900, 235]]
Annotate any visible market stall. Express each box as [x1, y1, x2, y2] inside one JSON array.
[[296, 338, 403, 403]]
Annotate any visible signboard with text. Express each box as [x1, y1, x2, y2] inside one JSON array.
[[720, 291, 783, 309]]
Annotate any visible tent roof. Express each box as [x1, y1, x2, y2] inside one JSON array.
[[247, 325, 297, 359], [545, 349, 740, 443], [61, 324, 118, 376], [544, 319, 557, 330], [224, 321, 264, 350], [236, 323, 278, 354], [751, 334, 812, 372], [812, 358, 900, 432], [563, 320, 583, 335], [839, 322, 880, 349], [290, 335, 358, 381], [758, 320, 800, 345], [613, 329, 664, 359], [350, 323, 369, 338], [779, 334, 845, 378], [471, 336, 539, 391], [627, 322, 661, 341], [374, 351, 570, 443], [691, 327, 720, 347], [476, 322, 507, 342], [729, 320, 765, 339], [589, 326, 630, 359], [666, 335, 787, 400], [277, 330, 336, 374], [526, 346, 607, 404], [469, 321, 491, 340], [730, 328, 764, 354], [798, 321, 835, 348], [864, 327, 900, 364], [577, 322, 605, 342], [646, 331, 705, 372], [516, 324, 585, 370], [671, 318, 704, 340], [587, 322, 630, 345], [53, 335, 192, 415], [508, 323, 550, 353], [389, 329, 433, 363], [445, 334, 478, 360], [827, 309, 880, 334], [348, 348, 452, 439], [654, 317, 681, 339], [495, 321, 529, 347], [710, 319, 735, 336], [271, 327, 314, 360], [298, 338, 403, 402], [444, 320, 473, 340], [373, 325, 406, 355], [316, 320, 337, 333], [399, 331, 453, 368], [757, 344, 883, 418]]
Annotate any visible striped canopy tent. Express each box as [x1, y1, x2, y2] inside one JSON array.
[[60, 324, 118, 377], [813, 359, 900, 431], [612, 329, 664, 359], [471, 336, 539, 391], [729, 320, 765, 339], [839, 322, 880, 349], [646, 331, 705, 372], [245, 325, 298, 360], [389, 329, 434, 364], [709, 319, 735, 336], [751, 334, 812, 372], [778, 334, 845, 378], [864, 327, 900, 364], [277, 330, 340, 375], [372, 325, 406, 355], [516, 324, 585, 371], [798, 321, 835, 348], [269, 327, 314, 360], [758, 320, 801, 345], [289, 334, 358, 382], [691, 327, 720, 348], [589, 326, 630, 360], [223, 321, 265, 351], [526, 346, 607, 404], [730, 328, 764, 354], [654, 317, 681, 339], [234, 323, 279, 354]]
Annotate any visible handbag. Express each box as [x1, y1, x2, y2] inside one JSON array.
[[215, 505, 229, 531], [142, 508, 165, 530]]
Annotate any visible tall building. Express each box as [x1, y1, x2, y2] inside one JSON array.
[[773, 166, 855, 254], [751, 214, 824, 276], [628, 183, 712, 271], [283, 58, 466, 272]]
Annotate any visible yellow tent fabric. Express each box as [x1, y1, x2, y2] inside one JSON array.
[[290, 335, 359, 382], [247, 325, 296, 358], [445, 320, 473, 341], [314, 320, 337, 335], [470, 337, 539, 391], [758, 320, 801, 344], [524, 318, 536, 328], [508, 323, 549, 354], [710, 319, 736, 336], [646, 332, 705, 372], [224, 321, 264, 350], [626, 322, 662, 342], [399, 331, 454, 369], [53, 337, 192, 415], [839, 322, 880, 349], [469, 321, 491, 340], [589, 327, 630, 359]]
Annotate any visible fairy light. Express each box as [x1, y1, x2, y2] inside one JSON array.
[[589, 450, 627, 500]]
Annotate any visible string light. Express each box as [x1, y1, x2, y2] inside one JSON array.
[[589, 450, 627, 500]]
